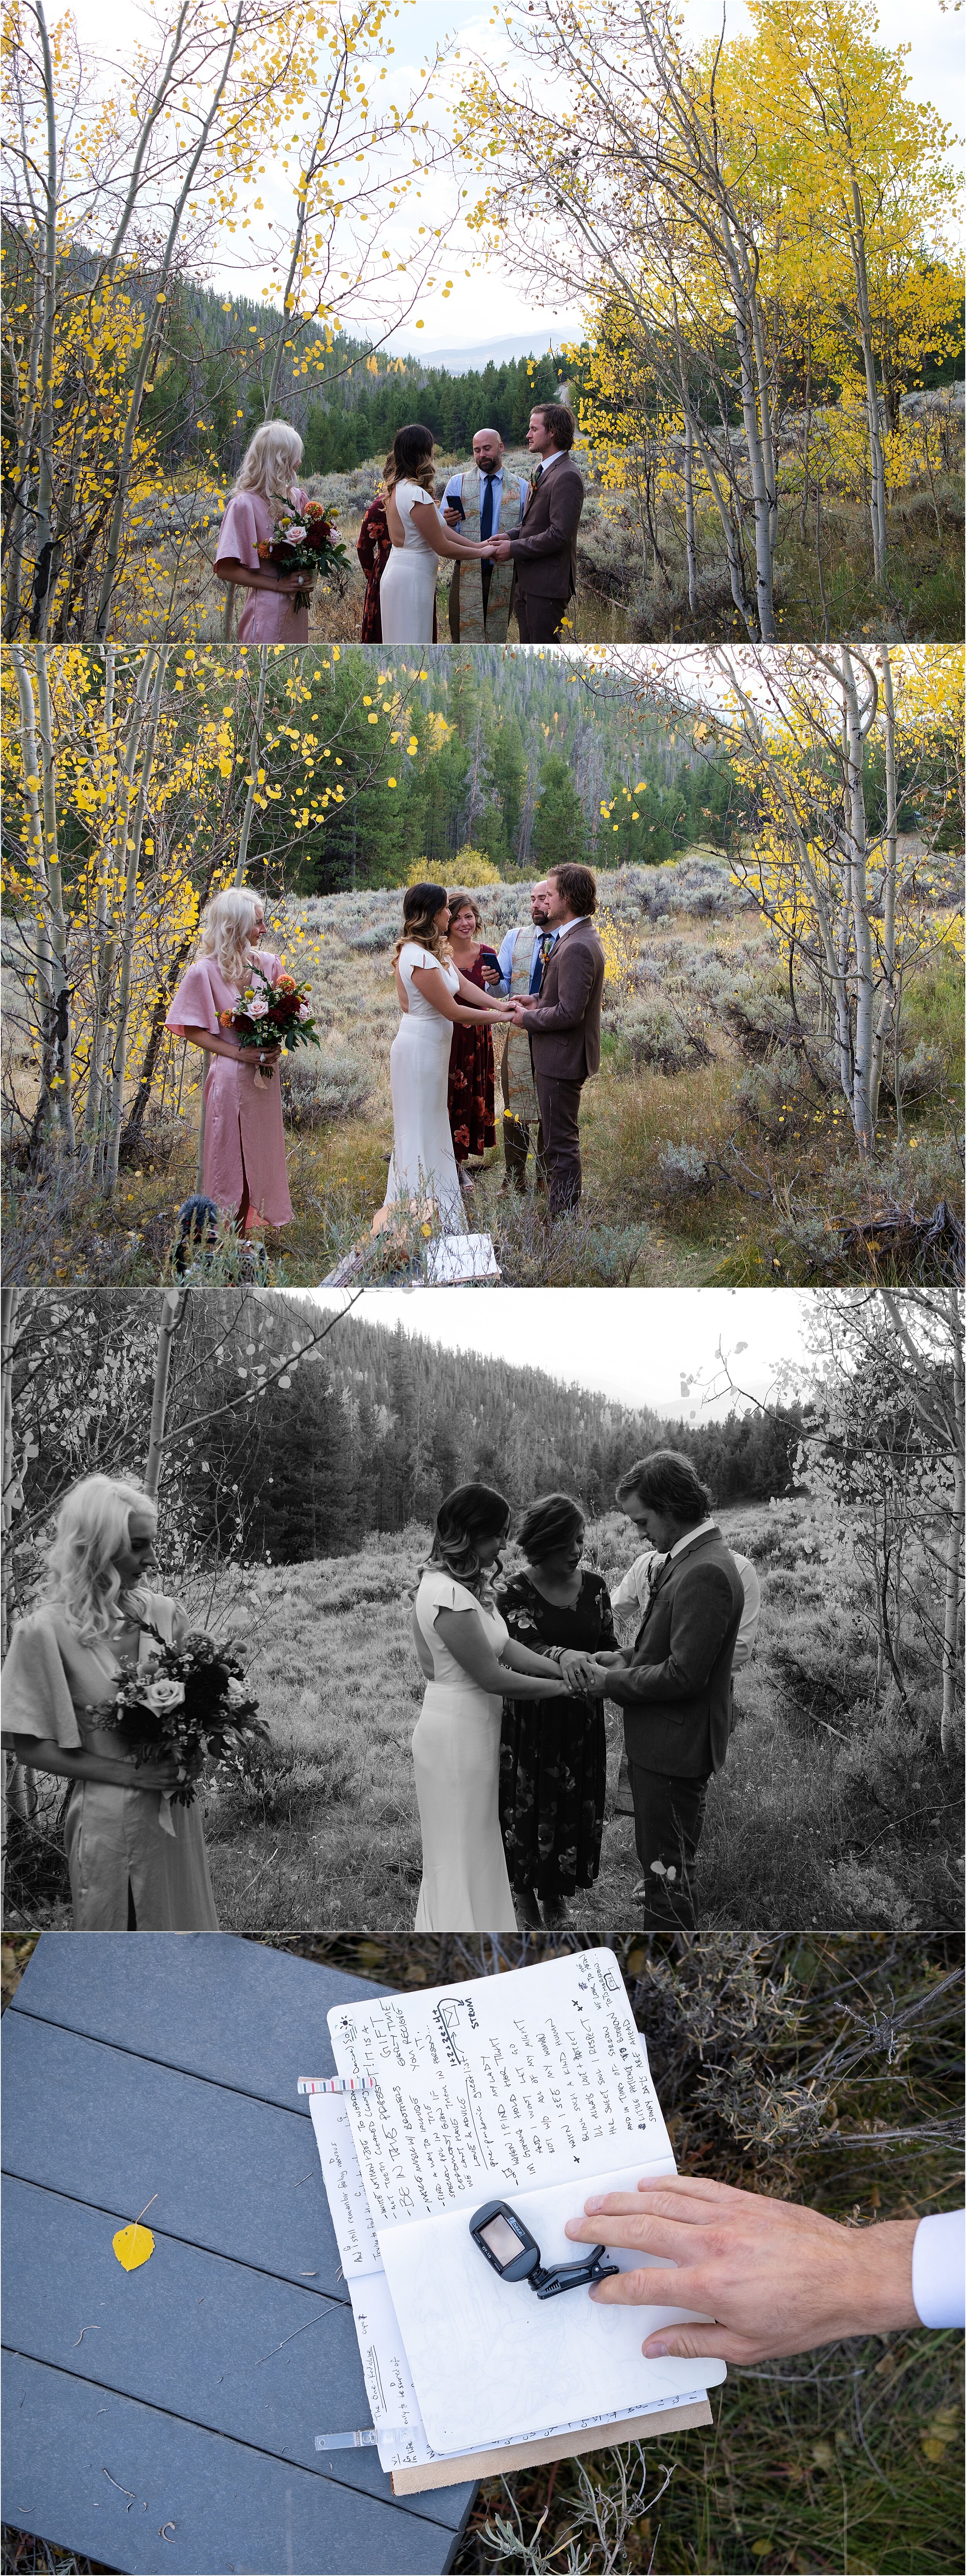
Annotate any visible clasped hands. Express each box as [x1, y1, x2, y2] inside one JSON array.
[[556, 1647, 619, 1696]]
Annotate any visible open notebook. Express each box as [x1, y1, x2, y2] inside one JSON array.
[[306, 1948, 725, 2494]]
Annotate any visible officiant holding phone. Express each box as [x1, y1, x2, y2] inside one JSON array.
[[443, 429, 527, 641]]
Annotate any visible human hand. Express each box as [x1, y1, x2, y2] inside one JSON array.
[[253, 1043, 283, 1067], [480, 964, 502, 989], [490, 535, 513, 561], [563, 2175, 920, 2362], [134, 1759, 182, 1795], [278, 570, 314, 593], [442, 506, 461, 527], [557, 1649, 601, 1693]]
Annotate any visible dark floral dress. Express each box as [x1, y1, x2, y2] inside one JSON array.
[[357, 497, 437, 643], [496, 1569, 617, 1897], [447, 947, 498, 1164]]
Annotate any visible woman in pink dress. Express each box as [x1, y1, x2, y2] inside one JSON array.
[[165, 888, 293, 1233], [214, 421, 318, 643]]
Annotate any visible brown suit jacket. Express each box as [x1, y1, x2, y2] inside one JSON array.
[[523, 917, 605, 1081], [603, 1526, 745, 1780], [509, 456, 585, 601]]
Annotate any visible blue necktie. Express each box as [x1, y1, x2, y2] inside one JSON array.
[[480, 474, 497, 541]]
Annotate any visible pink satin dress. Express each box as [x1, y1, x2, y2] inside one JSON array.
[[165, 948, 293, 1225], [214, 484, 311, 642]]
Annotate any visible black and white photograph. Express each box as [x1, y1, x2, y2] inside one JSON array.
[[2, 1285, 961, 1941]]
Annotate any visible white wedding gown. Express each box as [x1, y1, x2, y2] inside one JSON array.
[[412, 1570, 517, 1932], [379, 482, 444, 641], [387, 944, 466, 1232]]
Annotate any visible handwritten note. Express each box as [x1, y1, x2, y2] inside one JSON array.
[[308, 1949, 724, 2473], [328, 1948, 674, 2229]]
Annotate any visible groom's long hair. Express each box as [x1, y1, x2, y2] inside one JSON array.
[[422, 1484, 511, 1600]]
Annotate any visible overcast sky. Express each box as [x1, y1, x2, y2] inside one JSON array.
[[305, 1287, 813, 1416], [66, 0, 963, 355]]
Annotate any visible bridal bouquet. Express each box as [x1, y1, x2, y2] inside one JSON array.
[[257, 500, 349, 609], [97, 1627, 268, 1808], [219, 969, 320, 1082]]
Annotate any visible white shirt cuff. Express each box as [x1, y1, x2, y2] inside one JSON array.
[[912, 2212, 966, 2328]]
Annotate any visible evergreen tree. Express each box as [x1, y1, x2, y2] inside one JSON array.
[[530, 753, 588, 870]]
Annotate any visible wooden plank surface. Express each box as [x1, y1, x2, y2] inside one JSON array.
[[3, 2353, 468, 2576], [9, 1931, 364, 2110], [2, 1935, 475, 2573]]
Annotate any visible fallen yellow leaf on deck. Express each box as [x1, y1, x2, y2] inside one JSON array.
[[112, 2224, 155, 2271]]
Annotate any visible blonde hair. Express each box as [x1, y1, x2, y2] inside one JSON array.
[[197, 888, 265, 990], [43, 1476, 157, 1646], [233, 420, 303, 500], [391, 880, 452, 970]]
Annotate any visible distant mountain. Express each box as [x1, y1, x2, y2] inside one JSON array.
[[381, 333, 564, 372]]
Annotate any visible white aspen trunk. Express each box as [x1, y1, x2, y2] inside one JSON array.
[[718, 207, 778, 640], [849, 179, 888, 584], [82, 648, 117, 1179], [34, 645, 76, 1152], [145, 1288, 187, 1501], [10, 644, 58, 1145], [29, 2, 61, 640], [233, 649, 270, 886], [262, 50, 345, 420], [869, 644, 898, 1127], [840, 648, 876, 1156], [83, 648, 159, 1183], [102, 648, 165, 1196], [683, 420, 697, 613], [93, 0, 246, 639], [3, 266, 44, 640]]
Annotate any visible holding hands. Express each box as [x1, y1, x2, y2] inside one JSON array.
[[557, 1648, 614, 1695]]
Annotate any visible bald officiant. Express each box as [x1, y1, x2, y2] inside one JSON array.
[[442, 429, 528, 641]]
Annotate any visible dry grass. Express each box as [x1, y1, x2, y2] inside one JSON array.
[[5, 859, 961, 1288], [6, 1503, 961, 1938]]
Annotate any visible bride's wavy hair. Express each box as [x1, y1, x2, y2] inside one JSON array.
[[382, 423, 435, 497], [422, 1484, 511, 1600], [42, 1475, 157, 1646], [392, 881, 451, 970], [197, 887, 265, 990]]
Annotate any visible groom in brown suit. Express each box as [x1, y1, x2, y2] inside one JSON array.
[[560, 1453, 745, 1929], [489, 403, 585, 643], [506, 863, 605, 1214]]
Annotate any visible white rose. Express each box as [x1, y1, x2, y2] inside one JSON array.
[[287, 524, 308, 543], [225, 1677, 248, 1707], [247, 998, 270, 1020], [297, 1002, 310, 1020], [141, 1676, 185, 1715]]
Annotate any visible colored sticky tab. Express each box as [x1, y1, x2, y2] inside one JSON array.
[[112, 2223, 155, 2271]]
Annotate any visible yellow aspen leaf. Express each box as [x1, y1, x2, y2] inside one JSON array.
[[113, 2222, 154, 2271]]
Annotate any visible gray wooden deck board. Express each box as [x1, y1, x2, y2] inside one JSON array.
[[2, 1935, 475, 2573]]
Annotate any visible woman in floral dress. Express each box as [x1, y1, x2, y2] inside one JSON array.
[[496, 1492, 617, 1928], [445, 891, 500, 1189]]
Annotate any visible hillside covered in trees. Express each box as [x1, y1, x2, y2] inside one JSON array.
[[10, 1293, 804, 1586]]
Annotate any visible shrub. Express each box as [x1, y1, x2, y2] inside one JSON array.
[[281, 1046, 373, 1124]]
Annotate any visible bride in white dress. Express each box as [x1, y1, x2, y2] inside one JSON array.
[[375, 884, 512, 1236], [410, 1485, 577, 1932], [379, 424, 498, 643]]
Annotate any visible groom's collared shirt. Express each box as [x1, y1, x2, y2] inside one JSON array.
[[442, 466, 527, 526], [494, 912, 585, 995], [611, 1541, 760, 1669]]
